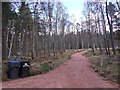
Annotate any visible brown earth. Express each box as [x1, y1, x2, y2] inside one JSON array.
[[2, 51, 118, 88]]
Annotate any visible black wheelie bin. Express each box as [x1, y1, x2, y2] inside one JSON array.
[[19, 60, 30, 77], [7, 60, 21, 79]]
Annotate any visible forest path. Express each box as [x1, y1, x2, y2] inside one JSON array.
[[2, 51, 118, 88]]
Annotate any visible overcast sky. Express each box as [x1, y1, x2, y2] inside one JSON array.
[[62, 0, 85, 23], [62, 0, 116, 23]]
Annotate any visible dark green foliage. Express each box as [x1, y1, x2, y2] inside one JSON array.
[[2, 2, 18, 60], [107, 2, 117, 16], [2, 2, 11, 27], [2, 2, 18, 28]]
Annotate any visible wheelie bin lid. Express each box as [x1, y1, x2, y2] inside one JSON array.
[[8, 60, 21, 67], [8, 60, 20, 63]]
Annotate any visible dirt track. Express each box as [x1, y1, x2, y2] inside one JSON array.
[[2, 51, 118, 88]]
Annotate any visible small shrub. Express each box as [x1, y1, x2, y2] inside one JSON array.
[[30, 68, 42, 76], [30, 62, 42, 76], [40, 62, 50, 72]]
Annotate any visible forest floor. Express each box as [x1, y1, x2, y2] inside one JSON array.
[[83, 49, 120, 85], [2, 50, 118, 88]]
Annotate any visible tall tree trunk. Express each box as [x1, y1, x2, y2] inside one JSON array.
[[101, 5, 110, 55], [106, 1, 116, 55], [97, 16, 102, 53], [88, 14, 95, 53], [2, 28, 8, 60], [116, 0, 120, 10]]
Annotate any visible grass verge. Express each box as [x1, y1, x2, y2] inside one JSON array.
[[83, 49, 120, 84]]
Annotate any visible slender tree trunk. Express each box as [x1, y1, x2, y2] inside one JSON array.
[[2, 28, 8, 60], [88, 14, 95, 53], [97, 16, 102, 53], [8, 29, 14, 59], [116, 0, 120, 10], [101, 5, 110, 55], [106, 1, 116, 55]]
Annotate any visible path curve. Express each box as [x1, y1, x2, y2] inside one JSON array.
[[2, 51, 118, 88]]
